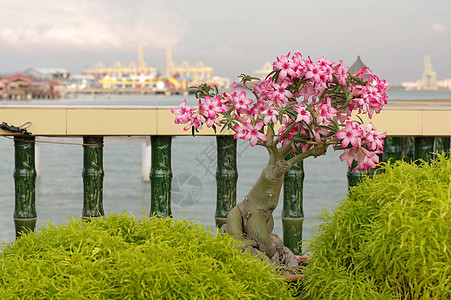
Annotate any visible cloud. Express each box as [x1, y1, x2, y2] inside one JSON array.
[[430, 23, 447, 34], [0, 1, 188, 52], [196, 45, 246, 60]]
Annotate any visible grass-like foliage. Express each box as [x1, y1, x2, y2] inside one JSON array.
[[0, 214, 295, 299], [303, 154, 451, 299]]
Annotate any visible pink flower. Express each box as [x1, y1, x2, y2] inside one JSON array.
[[233, 123, 248, 139], [171, 100, 195, 124], [334, 60, 349, 86], [339, 148, 360, 168], [172, 52, 389, 167], [200, 95, 226, 119], [271, 81, 293, 103], [335, 121, 363, 148], [339, 147, 380, 172], [248, 121, 267, 146], [273, 53, 297, 81], [233, 121, 267, 146], [183, 110, 205, 131], [261, 106, 279, 125], [232, 91, 253, 110], [310, 126, 329, 143], [317, 98, 338, 125], [293, 105, 313, 124], [305, 60, 323, 84], [317, 57, 334, 83], [361, 123, 386, 151]]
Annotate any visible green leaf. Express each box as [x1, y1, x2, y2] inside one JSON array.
[[268, 123, 276, 136], [265, 69, 278, 81]]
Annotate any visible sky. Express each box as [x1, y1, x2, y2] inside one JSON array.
[[0, 0, 450, 86]]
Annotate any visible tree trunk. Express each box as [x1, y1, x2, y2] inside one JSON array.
[[223, 155, 298, 267]]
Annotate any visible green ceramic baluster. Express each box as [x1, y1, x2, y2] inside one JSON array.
[[347, 160, 364, 189], [383, 136, 401, 162], [399, 137, 415, 162], [434, 137, 450, 155], [414, 136, 435, 162], [215, 136, 237, 228], [282, 153, 304, 255], [13, 136, 37, 238], [82, 136, 104, 220], [150, 136, 172, 217]]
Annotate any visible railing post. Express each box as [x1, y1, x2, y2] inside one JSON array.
[[82, 136, 104, 220], [347, 161, 364, 189], [434, 137, 450, 155], [150, 136, 172, 217], [215, 136, 237, 228], [399, 137, 415, 162], [13, 136, 37, 238], [282, 153, 304, 255], [383, 136, 402, 162], [414, 136, 435, 162]]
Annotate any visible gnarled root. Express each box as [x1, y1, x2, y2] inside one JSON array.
[[221, 205, 298, 268]]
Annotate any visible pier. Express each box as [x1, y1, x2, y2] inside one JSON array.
[[0, 73, 62, 100], [0, 100, 450, 254]]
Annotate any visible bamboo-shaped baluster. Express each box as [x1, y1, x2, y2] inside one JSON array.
[[434, 137, 451, 155], [399, 137, 415, 162], [347, 161, 364, 189], [414, 137, 435, 162], [13, 136, 37, 238], [150, 136, 172, 217], [282, 153, 304, 255], [383, 136, 402, 162], [215, 136, 238, 228], [82, 136, 104, 220]]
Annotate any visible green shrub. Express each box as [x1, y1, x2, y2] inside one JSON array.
[[0, 214, 295, 299], [303, 155, 451, 299]]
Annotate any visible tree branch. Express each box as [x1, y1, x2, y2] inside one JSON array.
[[278, 142, 294, 160], [286, 143, 329, 168]]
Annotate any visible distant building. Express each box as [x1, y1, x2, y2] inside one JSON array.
[[437, 78, 451, 90], [69, 74, 96, 89], [401, 55, 443, 91], [0, 73, 62, 100], [349, 56, 369, 74], [23, 68, 71, 81]]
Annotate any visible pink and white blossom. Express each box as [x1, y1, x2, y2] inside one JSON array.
[[172, 52, 389, 172]]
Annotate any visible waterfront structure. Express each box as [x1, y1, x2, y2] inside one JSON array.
[[0, 73, 62, 100], [165, 46, 212, 86], [24, 68, 71, 81], [401, 55, 451, 90], [421, 55, 437, 90], [349, 55, 368, 74], [437, 78, 451, 90], [80, 47, 230, 93]]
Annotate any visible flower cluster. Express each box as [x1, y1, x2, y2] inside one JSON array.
[[172, 52, 390, 171]]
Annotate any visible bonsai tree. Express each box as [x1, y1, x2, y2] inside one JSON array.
[[172, 52, 389, 267]]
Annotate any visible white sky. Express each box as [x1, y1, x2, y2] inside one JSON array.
[[0, 0, 450, 85]]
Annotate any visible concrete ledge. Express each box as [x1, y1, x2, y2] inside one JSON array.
[[0, 104, 450, 137]]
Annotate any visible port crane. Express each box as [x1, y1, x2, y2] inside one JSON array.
[[84, 47, 158, 78], [421, 55, 437, 90], [165, 46, 213, 84]]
